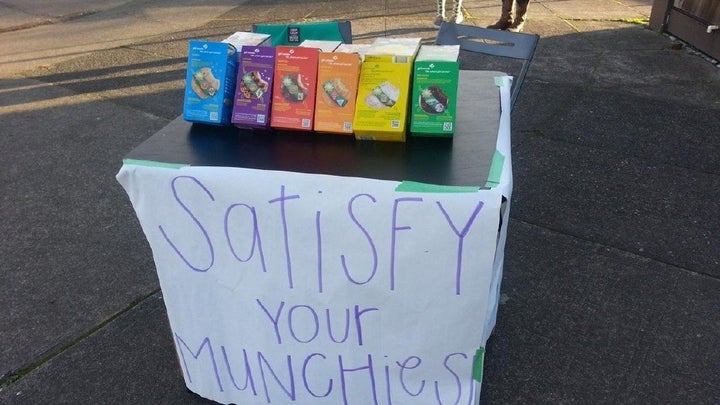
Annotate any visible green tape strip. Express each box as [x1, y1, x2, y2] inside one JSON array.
[[484, 150, 505, 188], [395, 181, 479, 193], [122, 159, 188, 169], [472, 347, 485, 382], [494, 76, 504, 87]]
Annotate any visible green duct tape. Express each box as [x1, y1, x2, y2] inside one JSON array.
[[473, 347, 485, 382], [484, 150, 505, 188], [122, 159, 187, 169], [395, 181, 479, 193], [494, 76, 505, 87]]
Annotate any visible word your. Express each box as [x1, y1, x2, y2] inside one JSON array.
[[256, 299, 377, 346]]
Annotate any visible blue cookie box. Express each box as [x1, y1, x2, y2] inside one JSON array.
[[183, 40, 238, 125]]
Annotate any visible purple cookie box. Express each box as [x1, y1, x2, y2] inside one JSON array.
[[231, 46, 275, 128]]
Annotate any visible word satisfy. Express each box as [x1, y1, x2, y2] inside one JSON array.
[[158, 176, 490, 296]]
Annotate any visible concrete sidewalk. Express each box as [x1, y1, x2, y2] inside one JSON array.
[[1, 0, 719, 403]]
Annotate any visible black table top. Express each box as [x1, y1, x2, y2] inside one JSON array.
[[125, 70, 503, 187]]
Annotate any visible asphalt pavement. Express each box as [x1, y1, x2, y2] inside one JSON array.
[[1, 0, 719, 403]]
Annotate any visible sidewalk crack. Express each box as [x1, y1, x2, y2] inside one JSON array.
[[0, 288, 161, 390]]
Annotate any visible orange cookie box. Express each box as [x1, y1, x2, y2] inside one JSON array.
[[313, 51, 362, 134]]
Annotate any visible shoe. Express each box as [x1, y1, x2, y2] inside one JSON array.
[[487, 18, 512, 30], [433, 14, 445, 29], [507, 23, 524, 32], [487, 0, 513, 30], [451, 11, 464, 24], [449, 0, 464, 24], [434, 0, 446, 29], [507, 1, 528, 32]]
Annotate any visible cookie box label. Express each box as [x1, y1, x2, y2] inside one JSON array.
[[353, 61, 413, 142], [410, 60, 459, 136], [313, 52, 361, 134], [183, 40, 238, 125], [270, 46, 319, 131], [232, 46, 276, 128]]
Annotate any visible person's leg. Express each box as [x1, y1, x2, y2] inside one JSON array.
[[433, 0, 446, 28], [508, 0, 529, 32], [487, 0, 514, 30], [450, 0, 464, 24]]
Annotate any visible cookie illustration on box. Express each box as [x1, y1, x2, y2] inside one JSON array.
[[419, 85, 449, 114], [280, 73, 308, 102], [365, 81, 399, 109], [321, 78, 350, 107], [191, 67, 220, 99], [239, 71, 269, 99]]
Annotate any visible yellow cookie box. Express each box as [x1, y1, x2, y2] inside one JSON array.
[[353, 38, 421, 142]]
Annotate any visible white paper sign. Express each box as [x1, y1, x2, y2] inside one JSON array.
[[117, 164, 502, 405]]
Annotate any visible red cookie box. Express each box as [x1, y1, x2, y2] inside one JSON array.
[[270, 46, 319, 131]]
